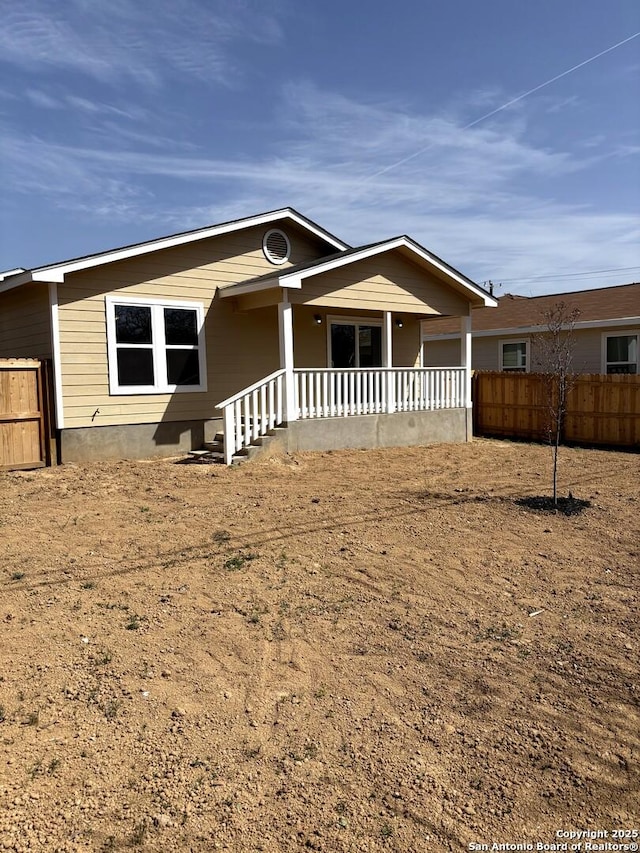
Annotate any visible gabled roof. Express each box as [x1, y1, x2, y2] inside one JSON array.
[[422, 282, 640, 337], [0, 208, 349, 294], [219, 235, 497, 307]]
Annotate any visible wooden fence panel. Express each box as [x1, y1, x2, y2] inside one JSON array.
[[0, 359, 53, 470], [472, 371, 548, 440], [564, 374, 640, 446], [473, 372, 640, 448]]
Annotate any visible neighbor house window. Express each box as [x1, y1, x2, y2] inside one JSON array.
[[500, 339, 529, 372], [603, 332, 638, 374], [106, 297, 207, 394]]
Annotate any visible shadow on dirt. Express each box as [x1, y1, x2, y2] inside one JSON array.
[[515, 495, 591, 516]]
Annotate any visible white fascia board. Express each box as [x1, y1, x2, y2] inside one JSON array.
[[279, 275, 302, 290], [0, 268, 25, 281], [278, 236, 497, 306], [9, 209, 349, 288], [421, 315, 640, 341], [0, 271, 36, 293], [219, 274, 303, 298], [277, 239, 406, 286], [218, 278, 281, 298]]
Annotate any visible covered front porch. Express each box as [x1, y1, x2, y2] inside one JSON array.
[[214, 237, 494, 464]]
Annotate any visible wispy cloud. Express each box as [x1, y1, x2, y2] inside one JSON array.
[[1, 76, 638, 293], [0, 0, 284, 87]]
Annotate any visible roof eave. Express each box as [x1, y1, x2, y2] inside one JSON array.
[[276, 236, 498, 306], [5, 208, 349, 288], [0, 271, 36, 294]]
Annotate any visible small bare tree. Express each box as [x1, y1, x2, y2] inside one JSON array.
[[532, 302, 580, 507]]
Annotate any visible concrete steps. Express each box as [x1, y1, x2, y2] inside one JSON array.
[[186, 426, 287, 465]]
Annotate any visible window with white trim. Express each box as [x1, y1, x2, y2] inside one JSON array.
[[603, 332, 638, 374], [500, 339, 529, 372], [106, 297, 207, 394]]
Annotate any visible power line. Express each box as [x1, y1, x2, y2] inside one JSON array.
[[497, 265, 640, 284]]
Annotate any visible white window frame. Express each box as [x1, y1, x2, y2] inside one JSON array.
[[499, 338, 530, 372], [601, 330, 639, 374], [106, 295, 207, 395], [327, 315, 383, 368]]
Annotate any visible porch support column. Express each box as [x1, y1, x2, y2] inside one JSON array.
[[460, 309, 472, 408], [278, 290, 298, 422], [382, 311, 395, 413]]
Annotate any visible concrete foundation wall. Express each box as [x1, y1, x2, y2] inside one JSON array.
[[280, 408, 472, 453], [60, 419, 222, 463], [59, 410, 471, 463]]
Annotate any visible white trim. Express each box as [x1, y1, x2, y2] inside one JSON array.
[[48, 282, 65, 430], [327, 314, 384, 326], [0, 268, 25, 281], [0, 209, 348, 292], [601, 329, 639, 374], [461, 314, 472, 407], [499, 338, 530, 372], [382, 312, 392, 368], [218, 277, 282, 297], [422, 315, 640, 342], [105, 295, 207, 395], [0, 270, 38, 293], [278, 290, 297, 422], [278, 237, 497, 307]]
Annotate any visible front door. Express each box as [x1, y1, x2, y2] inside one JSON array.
[[330, 321, 383, 368]]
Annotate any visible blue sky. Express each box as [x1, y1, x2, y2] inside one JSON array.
[[1, 0, 638, 295]]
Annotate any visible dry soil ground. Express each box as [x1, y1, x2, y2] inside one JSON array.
[[0, 439, 638, 853]]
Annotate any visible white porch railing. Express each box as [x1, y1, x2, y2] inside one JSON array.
[[294, 367, 466, 418], [217, 367, 466, 464], [217, 368, 286, 465]]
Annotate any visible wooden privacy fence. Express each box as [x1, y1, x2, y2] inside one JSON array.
[[472, 372, 640, 448], [0, 359, 55, 470]]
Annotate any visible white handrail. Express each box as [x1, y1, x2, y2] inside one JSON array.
[[217, 368, 287, 465], [217, 368, 286, 409]]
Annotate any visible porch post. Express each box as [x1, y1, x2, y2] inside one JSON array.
[[382, 311, 395, 413], [278, 291, 297, 422], [460, 309, 472, 408]]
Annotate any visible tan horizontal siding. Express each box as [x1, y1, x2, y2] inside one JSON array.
[[61, 383, 109, 395], [56, 224, 328, 428], [289, 254, 469, 315], [423, 338, 462, 368], [392, 318, 421, 368], [292, 306, 421, 369], [0, 284, 52, 359]]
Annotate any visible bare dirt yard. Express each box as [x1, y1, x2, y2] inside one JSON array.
[[0, 439, 638, 852]]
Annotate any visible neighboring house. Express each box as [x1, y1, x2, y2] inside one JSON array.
[[422, 282, 640, 376], [0, 208, 496, 464]]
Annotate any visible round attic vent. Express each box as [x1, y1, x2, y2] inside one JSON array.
[[263, 229, 291, 265]]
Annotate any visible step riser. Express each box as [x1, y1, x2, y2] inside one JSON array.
[[189, 427, 287, 465]]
